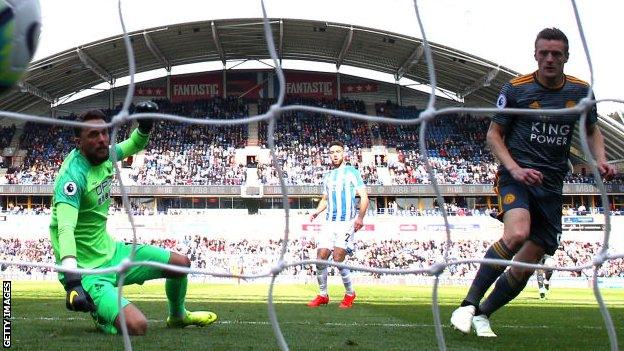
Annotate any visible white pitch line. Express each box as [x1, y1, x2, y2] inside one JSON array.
[[8, 316, 610, 330]]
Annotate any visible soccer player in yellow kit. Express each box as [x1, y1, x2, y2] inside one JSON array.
[[50, 102, 217, 335]]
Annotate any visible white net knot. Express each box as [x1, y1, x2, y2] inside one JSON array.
[[593, 252, 608, 266], [118, 257, 133, 273], [271, 260, 286, 275], [111, 110, 130, 127], [419, 107, 436, 122], [577, 97, 594, 113], [267, 104, 282, 119], [428, 261, 446, 276]]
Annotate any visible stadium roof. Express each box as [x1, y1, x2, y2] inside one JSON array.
[[5, 18, 518, 111], [2, 17, 624, 161]]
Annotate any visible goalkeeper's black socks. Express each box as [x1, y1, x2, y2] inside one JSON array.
[[462, 239, 517, 307], [479, 270, 529, 317]]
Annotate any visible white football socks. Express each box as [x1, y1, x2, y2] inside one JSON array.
[[317, 265, 328, 296], [340, 267, 354, 295]]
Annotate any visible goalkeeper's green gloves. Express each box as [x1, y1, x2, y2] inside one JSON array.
[[134, 100, 159, 134], [64, 272, 96, 313]]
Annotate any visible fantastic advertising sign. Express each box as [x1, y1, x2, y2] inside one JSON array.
[[171, 73, 222, 102], [285, 72, 336, 98]]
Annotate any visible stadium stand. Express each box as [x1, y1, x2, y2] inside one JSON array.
[[2, 236, 622, 279], [3, 96, 623, 188]]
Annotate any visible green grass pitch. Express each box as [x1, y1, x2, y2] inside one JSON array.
[[6, 281, 624, 350]]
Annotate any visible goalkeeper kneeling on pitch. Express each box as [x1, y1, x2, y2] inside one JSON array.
[[49, 102, 217, 335]]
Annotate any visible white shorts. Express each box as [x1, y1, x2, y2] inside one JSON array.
[[317, 220, 355, 251]]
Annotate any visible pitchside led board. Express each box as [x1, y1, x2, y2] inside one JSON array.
[[133, 70, 379, 101]]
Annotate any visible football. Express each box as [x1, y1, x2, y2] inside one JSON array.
[[0, 0, 41, 94]]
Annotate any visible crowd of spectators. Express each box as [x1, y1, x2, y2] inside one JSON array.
[[2, 236, 622, 279], [131, 132, 246, 186], [256, 99, 500, 185], [257, 98, 377, 185], [1, 204, 51, 215], [3, 113, 130, 185], [6, 202, 622, 218], [1, 238, 55, 276], [374, 102, 499, 185], [153, 97, 249, 119], [2, 97, 623, 187], [5, 116, 76, 185], [3, 99, 248, 186], [129, 98, 248, 185], [565, 172, 624, 184]]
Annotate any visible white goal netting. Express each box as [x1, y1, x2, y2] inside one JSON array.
[[1, 1, 622, 350]]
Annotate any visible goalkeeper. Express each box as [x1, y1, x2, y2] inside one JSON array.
[[49, 102, 217, 335]]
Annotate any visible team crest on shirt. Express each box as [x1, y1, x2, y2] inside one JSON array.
[[496, 94, 507, 109], [503, 193, 516, 205], [63, 181, 77, 196]]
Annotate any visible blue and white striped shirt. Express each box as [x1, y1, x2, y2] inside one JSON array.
[[322, 165, 365, 222]]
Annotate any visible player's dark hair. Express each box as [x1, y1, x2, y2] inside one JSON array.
[[329, 140, 344, 149], [75, 109, 108, 137], [535, 27, 569, 55]]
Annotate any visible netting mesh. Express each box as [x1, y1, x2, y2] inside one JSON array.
[[1, 0, 622, 350]]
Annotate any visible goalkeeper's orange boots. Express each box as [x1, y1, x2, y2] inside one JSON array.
[[166, 309, 218, 328], [307, 294, 329, 307], [338, 292, 356, 309]]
